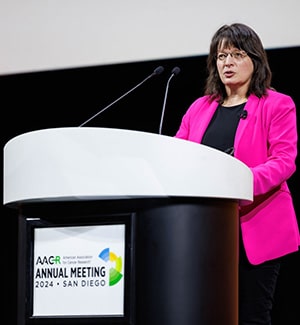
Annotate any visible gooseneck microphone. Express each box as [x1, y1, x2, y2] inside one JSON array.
[[79, 65, 164, 127], [158, 66, 181, 135]]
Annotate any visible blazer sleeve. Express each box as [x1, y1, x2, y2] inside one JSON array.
[[248, 92, 298, 196]]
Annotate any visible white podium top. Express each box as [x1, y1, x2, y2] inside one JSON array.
[[3, 127, 253, 205]]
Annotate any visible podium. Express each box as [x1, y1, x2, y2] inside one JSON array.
[[3, 127, 253, 325]]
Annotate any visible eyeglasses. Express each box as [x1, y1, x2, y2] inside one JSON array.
[[217, 50, 248, 61]]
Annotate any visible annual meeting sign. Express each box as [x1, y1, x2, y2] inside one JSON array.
[[32, 224, 125, 316]]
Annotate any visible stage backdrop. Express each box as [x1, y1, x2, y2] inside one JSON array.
[[1, 47, 299, 325]]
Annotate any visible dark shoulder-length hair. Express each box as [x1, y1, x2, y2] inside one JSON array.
[[204, 23, 272, 103]]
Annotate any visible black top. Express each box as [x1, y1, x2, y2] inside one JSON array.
[[201, 103, 246, 154]]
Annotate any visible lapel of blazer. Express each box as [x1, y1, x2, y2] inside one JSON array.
[[234, 94, 261, 147]]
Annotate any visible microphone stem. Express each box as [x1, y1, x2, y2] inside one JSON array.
[[159, 74, 174, 135], [79, 73, 155, 127]]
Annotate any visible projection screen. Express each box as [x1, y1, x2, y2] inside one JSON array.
[[1, 0, 299, 75]]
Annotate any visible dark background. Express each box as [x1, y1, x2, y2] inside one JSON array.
[[1, 47, 299, 324]]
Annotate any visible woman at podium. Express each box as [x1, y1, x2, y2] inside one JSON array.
[[175, 23, 299, 325]]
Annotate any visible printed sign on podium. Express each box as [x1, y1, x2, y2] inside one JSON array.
[[32, 224, 125, 316]]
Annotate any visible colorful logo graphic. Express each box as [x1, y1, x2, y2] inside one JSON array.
[[99, 248, 123, 286]]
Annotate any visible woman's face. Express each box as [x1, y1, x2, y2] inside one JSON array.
[[216, 45, 254, 91]]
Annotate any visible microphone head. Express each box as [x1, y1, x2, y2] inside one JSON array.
[[240, 110, 248, 119], [153, 66, 164, 75], [171, 66, 181, 76]]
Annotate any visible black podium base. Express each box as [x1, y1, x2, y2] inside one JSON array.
[[16, 197, 239, 325], [136, 198, 239, 325]]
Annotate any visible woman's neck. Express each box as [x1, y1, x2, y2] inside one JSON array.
[[222, 94, 248, 107]]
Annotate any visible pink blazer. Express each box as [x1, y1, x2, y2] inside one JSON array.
[[175, 89, 300, 265]]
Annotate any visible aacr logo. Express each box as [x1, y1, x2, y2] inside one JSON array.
[[35, 256, 61, 265]]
